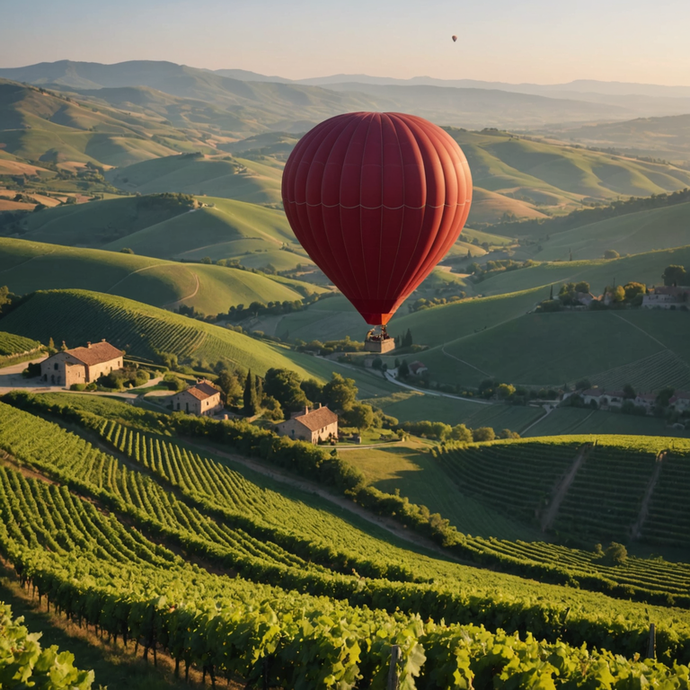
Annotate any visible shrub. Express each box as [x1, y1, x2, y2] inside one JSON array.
[[70, 383, 86, 391], [604, 542, 628, 565]]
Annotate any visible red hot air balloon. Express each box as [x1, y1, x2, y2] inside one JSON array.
[[281, 112, 472, 327], [452, 35, 458, 42]]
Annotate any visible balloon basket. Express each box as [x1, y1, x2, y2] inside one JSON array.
[[364, 327, 396, 353]]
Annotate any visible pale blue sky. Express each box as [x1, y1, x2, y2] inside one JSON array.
[[0, 0, 688, 84]]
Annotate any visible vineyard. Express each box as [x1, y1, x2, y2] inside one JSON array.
[[2, 396, 690, 688], [0, 330, 42, 366], [0, 289, 319, 378], [436, 436, 690, 546]]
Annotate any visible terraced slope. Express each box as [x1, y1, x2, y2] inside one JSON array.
[[552, 443, 659, 542], [436, 435, 690, 548], [0, 289, 322, 377], [437, 439, 583, 524]]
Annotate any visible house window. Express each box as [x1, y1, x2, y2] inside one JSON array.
[[54, 363, 58, 370]]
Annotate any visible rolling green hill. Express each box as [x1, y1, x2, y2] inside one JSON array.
[[106, 153, 284, 204], [0, 289, 323, 378], [444, 128, 690, 224], [533, 201, 690, 261], [417, 309, 690, 390], [0, 238, 323, 315], [0, 79, 197, 168], [475, 244, 690, 297], [559, 113, 690, 164], [5, 193, 314, 271]]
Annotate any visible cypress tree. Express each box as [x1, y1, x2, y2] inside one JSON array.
[[243, 369, 258, 416]]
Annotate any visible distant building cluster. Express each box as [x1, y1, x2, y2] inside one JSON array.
[[642, 286, 690, 309], [569, 389, 690, 414]]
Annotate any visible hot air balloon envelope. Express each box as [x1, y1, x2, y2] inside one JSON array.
[[281, 112, 472, 325], [452, 35, 457, 42]]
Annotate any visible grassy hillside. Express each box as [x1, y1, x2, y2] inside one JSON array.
[[5, 193, 313, 271], [0, 289, 323, 378], [8, 193, 195, 245], [417, 309, 690, 389], [0, 238, 323, 315], [533, 201, 690, 261], [476, 245, 690, 297], [0, 79, 194, 168], [445, 128, 690, 222], [106, 154, 283, 204], [560, 113, 690, 164]]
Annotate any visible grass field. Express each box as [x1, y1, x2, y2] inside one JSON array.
[[0, 237, 324, 315], [107, 154, 283, 204], [418, 309, 690, 389], [524, 406, 690, 438], [533, 202, 690, 261], [342, 441, 544, 540], [475, 245, 690, 298]]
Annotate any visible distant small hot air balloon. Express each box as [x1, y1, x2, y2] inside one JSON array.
[[281, 112, 472, 330], [452, 35, 457, 42]]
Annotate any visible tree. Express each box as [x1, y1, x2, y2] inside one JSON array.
[[342, 402, 374, 431], [623, 282, 646, 301], [323, 373, 357, 412], [498, 429, 520, 439], [575, 378, 591, 391], [472, 427, 495, 442], [610, 285, 625, 303], [622, 384, 636, 399], [300, 378, 324, 403], [656, 387, 675, 408], [574, 281, 590, 294], [662, 265, 687, 287], [449, 424, 472, 443], [216, 370, 242, 404], [264, 368, 309, 415], [243, 369, 259, 416], [496, 383, 516, 399], [603, 249, 620, 259], [119, 247, 134, 254], [604, 542, 627, 565], [398, 360, 410, 379]]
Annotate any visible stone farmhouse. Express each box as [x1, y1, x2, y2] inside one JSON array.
[[41, 340, 124, 387], [171, 380, 223, 417], [276, 404, 338, 444], [642, 286, 690, 309]]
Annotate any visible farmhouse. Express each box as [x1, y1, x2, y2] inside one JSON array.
[[642, 286, 690, 309], [171, 380, 223, 416], [580, 388, 625, 408], [276, 404, 338, 443], [670, 392, 690, 412], [41, 340, 124, 387], [409, 361, 428, 376]]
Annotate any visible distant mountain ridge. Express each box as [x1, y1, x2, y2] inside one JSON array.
[[0, 60, 667, 128]]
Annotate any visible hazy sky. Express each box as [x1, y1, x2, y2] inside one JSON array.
[[1, 0, 689, 85]]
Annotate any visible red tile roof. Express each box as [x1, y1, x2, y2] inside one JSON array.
[[184, 381, 220, 401], [294, 406, 338, 432], [66, 341, 123, 366]]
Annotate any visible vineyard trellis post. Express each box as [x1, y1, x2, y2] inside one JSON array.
[[388, 644, 400, 690], [648, 623, 656, 660]]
